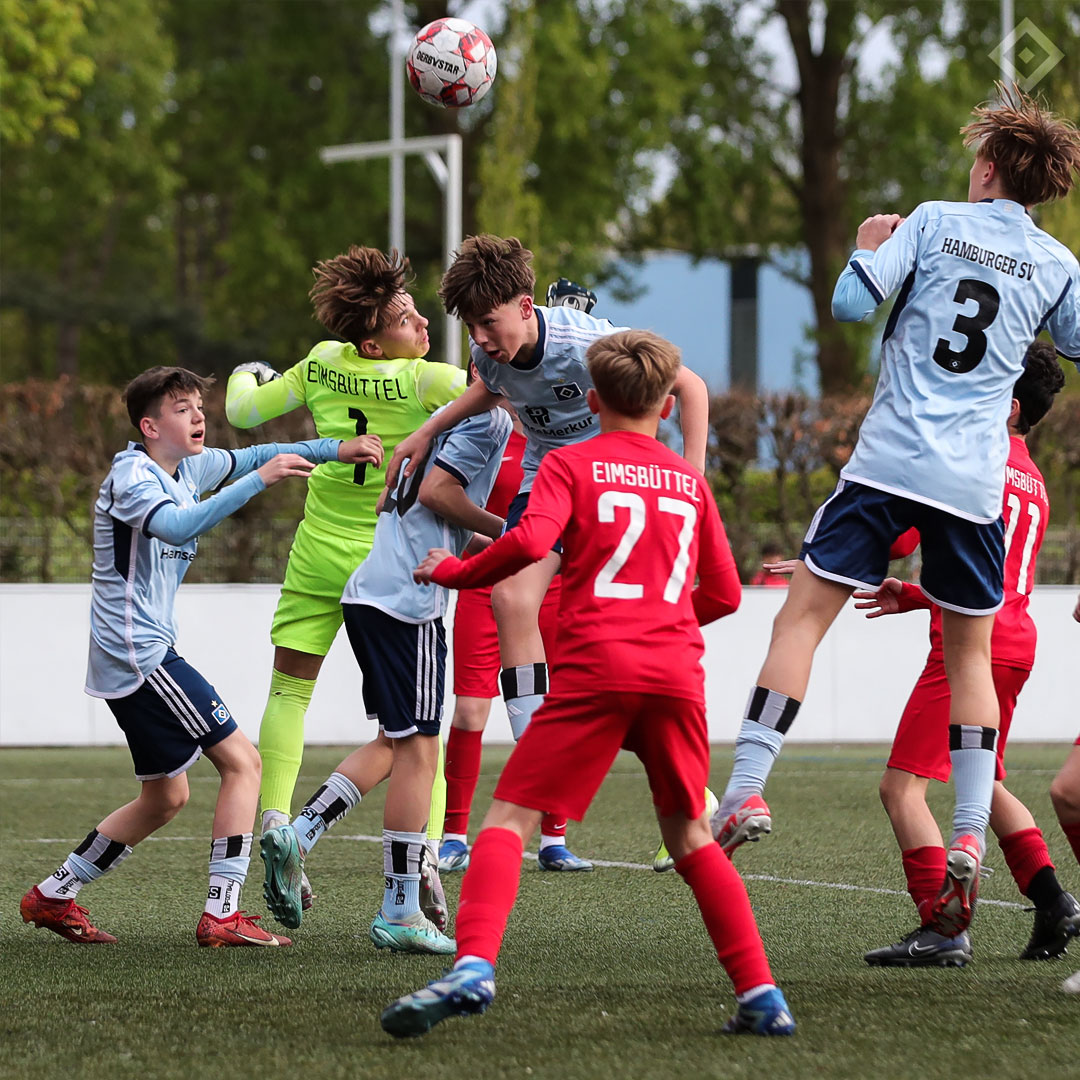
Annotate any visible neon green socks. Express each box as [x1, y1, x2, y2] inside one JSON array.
[[258, 669, 316, 815]]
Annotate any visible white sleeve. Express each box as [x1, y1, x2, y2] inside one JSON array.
[[848, 203, 930, 303], [1044, 277, 1080, 369]]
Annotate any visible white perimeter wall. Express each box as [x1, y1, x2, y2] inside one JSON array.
[[1, 583, 1076, 747]]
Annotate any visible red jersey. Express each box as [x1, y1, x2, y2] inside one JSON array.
[[484, 428, 528, 519], [466, 426, 563, 609], [896, 437, 1047, 670], [432, 429, 741, 701]]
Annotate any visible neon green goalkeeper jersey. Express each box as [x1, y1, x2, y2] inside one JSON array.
[[226, 341, 465, 538]]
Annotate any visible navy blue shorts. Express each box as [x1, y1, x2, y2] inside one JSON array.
[[506, 490, 562, 555], [342, 604, 445, 737], [800, 479, 1004, 615], [107, 650, 237, 780]]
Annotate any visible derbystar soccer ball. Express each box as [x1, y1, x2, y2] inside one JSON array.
[[406, 18, 497, 108]]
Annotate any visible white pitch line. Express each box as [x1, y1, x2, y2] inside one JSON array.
[[18, 832, 1029, 911]]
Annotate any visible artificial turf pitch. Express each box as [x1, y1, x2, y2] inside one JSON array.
[[2, 744, 1078, 1080]]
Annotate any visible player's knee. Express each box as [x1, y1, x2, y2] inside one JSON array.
[[1050, 775, 1080, 820], [144, 784, 189, 824], [878, 772, 905, 817], [491, 579, 537, 628], [452, 697, 490, 731]]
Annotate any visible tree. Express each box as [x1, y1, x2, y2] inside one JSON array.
[[0, 0, 96, 146], [643, 0, 1080, 393], [0, 0, 177, 380]]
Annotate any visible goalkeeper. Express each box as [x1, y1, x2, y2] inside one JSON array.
[[226, 246, 465, 907]]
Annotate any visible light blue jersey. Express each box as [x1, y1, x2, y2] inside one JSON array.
[[471, 305, 627, 491], [341, 408, 513, 623], [86, 438, 341, 698], [833, 198, 1080, 522]]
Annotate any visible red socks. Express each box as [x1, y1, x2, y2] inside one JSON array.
[[540, 814, 567, 841], [444, 727, 484, 837], [1062, 821, 1080, 870], [675, 842, 773, 995], [998, 828, 1053, 896], [901, 846, 946, 923], [453, 827, 524, 964]]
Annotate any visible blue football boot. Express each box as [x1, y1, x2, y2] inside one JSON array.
[[381, 960, 496, 1038]]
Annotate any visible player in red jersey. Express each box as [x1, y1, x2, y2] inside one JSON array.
[[438, 414, 576, 872], [854, 342, 1079, 966], [379, 329, 794, 1039], [1057, 594, 1080, 992]]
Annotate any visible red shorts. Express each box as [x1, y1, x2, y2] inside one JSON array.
[[452, 582, 561, 698], [493, 690, 708, 821], [887, 658, 1030, 783]]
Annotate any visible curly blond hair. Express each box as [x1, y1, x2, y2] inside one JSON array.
[[962, 83, 1080, 206]]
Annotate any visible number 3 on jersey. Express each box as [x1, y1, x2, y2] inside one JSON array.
[[593, 491, 696, 603], [933, 278, 1000, 374]]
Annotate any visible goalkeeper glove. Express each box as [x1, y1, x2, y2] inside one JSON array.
[[231, 360, 282, 385], [546, 278, 597, 314]]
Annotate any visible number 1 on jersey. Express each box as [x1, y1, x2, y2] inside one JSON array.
[[348, 408, 368, 485], [593, 491, 697, 603]]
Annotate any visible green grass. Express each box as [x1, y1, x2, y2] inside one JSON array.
[[2, 745, 1078, 1080]]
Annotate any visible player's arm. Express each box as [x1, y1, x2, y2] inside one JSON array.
[[157, 438, 380, 546], [415, 456, 570, 589], [386, 379, 502, 488], [691, 491, 742, 625], [852, 578, 931, 618], [199, 436, 381, 489], [119, 450, 314, 549], [225, 360, 307, 429], [833, 206, 924, 322], [671, 365, 709, 473], [1045, 278, 1080, 372], [418, 464, 504, 540]]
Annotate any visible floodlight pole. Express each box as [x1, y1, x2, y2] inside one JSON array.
[[319, 133, 464, 370], [1000, 0, 1015, 84], [390, 0, 405, 254]]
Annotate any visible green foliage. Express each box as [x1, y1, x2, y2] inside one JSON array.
[[0, 0, 96, 145], [2, 1, 1078, 392]]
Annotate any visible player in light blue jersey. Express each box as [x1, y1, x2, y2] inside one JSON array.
[[715, 85, 1080, 943], [259, 407, 512, 951], [385, 236, 710, 870], [19, 366, 382, 949]]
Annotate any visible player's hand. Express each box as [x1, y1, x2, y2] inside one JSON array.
[[256, 453, 317, 487], [763, 559, 800, 577], [386, 427, 433, 489], [855, 214, 903, 252], [414, 547, 453, 585], [338, 434, 384, 468], [852, 577, 903, 618], [1074, 591, 1080, 623], [231, 360, 281, 385]]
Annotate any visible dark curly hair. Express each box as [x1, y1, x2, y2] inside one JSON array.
[[1013, 339, 1065, 434], [439, 235, 536, 320]]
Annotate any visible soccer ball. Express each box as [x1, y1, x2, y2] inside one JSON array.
[[406, 18, 497, 109]]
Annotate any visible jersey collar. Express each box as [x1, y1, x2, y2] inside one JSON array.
[[978, 197, 1032, 218], [510, 307, 546, 371]]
